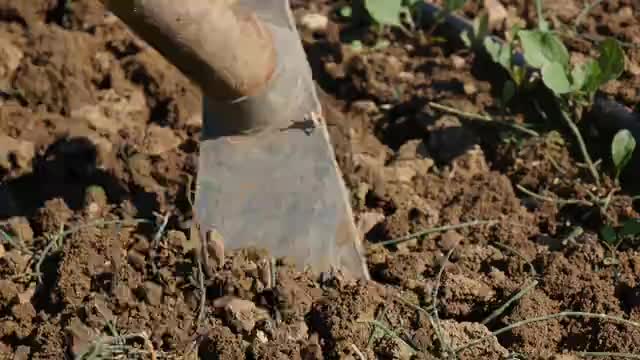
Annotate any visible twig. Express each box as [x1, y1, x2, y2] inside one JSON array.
[[574, 0, 603, 28], [492, 242, 537, 276], [371, 220, 499, 248], [395, 294, 435, 314], [152, 212, 171, 249], [195, 257, 207, 330], [150, 212, 171, 278], [428, 101, 540, 137], [35, 219, 149, 284], [0, 228, 30, 253], [432, 248, 455, 357], [351, 344, 367, 360], [75, 331, 155, 360], [516, 184, 594, 207], [357, 320, 418, 353], [558, 108, 600, 186], [578, 352, 640, 359], [367, 305, 389, 348], [481, 280, 538, 325], [454, 311, 640, 354]]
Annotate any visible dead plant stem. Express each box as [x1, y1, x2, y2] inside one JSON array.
[[455, 311, 640, 354], [432, 248, 455, 357], [481, 280, 538, 325], [372, 220, 498, 248], [428, 101, 540, 137]]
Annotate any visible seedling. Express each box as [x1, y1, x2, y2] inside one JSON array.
[[611, 129, 636, 184], [599, 219, 640, 265], [355, 0, 467, 39], [478, 0, 625, 186]]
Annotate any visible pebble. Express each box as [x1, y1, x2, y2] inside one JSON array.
[[300, 13, 328, 33]]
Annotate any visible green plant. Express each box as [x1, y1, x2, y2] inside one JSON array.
[[357, 0, 467, 36], [611, 129, 636, 183], [600, 218, 640, 264], [477, 0, 625, 186]]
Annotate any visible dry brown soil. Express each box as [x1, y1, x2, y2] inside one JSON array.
[[0, 1, 639, 359]]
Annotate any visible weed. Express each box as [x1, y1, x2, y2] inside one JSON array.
[[611, 129, 636, 184], [469, 0, 627, 186], [599, 218, 640, 265]]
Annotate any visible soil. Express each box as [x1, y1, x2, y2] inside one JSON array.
[[0, 1, 639, 359]]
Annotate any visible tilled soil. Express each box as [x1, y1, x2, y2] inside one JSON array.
[[0, 1, 639, 359]]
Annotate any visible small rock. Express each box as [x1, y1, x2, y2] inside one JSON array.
[[0, 136, 34, 171], [0, 279, 19, 304], [442, 273, 495, 317], [286, 321, 309, 342], [256, 329, 268, 344], [11, 302, 35, 323], [351, 100, 378, 114], [167, 230, 187, 251], [128, 251, 146, 271], [451, 55, 466, 70], [439, 230, 463, 250], [131, 236, 151, 253], [17, 286, 35, 305], [142, 281, 163, 306], [142, 124, 181, 155], [0, 37, 23, 90], [463, 82, 477, 95], [357, 212, 385, 237], [0, 243, 4, 258], [213, 296, 268, 333], [14, 345, 30, 360], [7, 217, 33, 244], [484, 0, 508, 30], [300, 13, 328, 33], [440, 320, 508, 358], [67, 318, 98, 357]]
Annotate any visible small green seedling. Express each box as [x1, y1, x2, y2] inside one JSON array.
[[360, 0, 466, 36], [611, 129, 636, 183], [358, 0, 417, 34], [476, 0, 625, 186], [600, 218, 640, 264]]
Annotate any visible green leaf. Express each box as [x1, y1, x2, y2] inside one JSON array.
[[340, 6, 353, 18], [364, 0, 404, 26], [502, 80, 516, 105], [597, 38, 625, 84], [600, 224, 618, 245], [571, 59, 601, 94], [518, 30, 570, 69], [620, 219, 640, 237], [611, 129, 636, 178], [484, 37, 512, 71], [541, 62, 572, 94]]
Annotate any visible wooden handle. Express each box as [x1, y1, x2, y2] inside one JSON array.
[[105, 0, 277, 101]]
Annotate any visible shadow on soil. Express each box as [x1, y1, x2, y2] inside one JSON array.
[[0, 137, 158, 222]]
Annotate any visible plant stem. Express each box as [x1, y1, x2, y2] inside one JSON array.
[[454, 311, 640, 354], [432, 248, 456, 356], [558, 108, 601, 186], [578, 352, 640, 359], [428, 102, 540, 137], [574, 0, 604, 29], [371, 220, 498, 248], [516, 184, 594, 206], [481, 280, 539, 325]]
